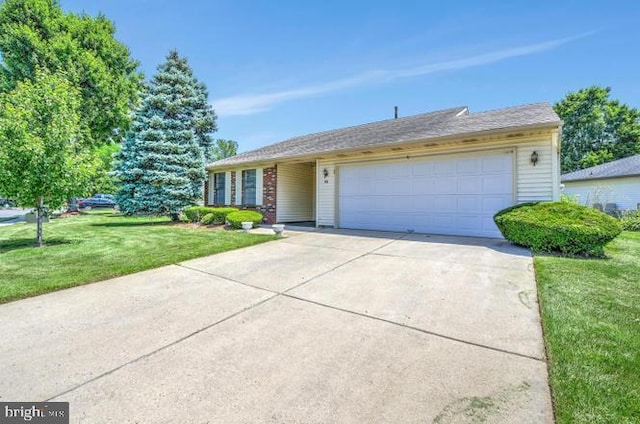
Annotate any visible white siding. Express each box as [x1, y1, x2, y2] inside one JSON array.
[[317, 163, 336, 226], [277, 163, 314, 222], [516, 139, 556, 203], [563, 177, 640, 210]]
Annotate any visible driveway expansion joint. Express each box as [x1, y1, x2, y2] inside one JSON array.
[[45, 293, 278, 402], [282, 294, 544, 363]]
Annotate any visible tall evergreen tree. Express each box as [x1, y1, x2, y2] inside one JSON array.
[[113, 51, 216, 220]]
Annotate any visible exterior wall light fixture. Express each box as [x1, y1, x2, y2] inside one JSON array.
[[530, 151, 539, 166]]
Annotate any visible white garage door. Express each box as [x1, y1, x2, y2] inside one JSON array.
[[338, 151, 514, 238]]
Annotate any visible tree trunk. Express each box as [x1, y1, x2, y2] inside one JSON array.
[[36, 197, 44, 247]]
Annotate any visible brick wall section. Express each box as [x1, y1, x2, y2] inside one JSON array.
[[230, 171, 236, 205], [257, 166, 277, 224]]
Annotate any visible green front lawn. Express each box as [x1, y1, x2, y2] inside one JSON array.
[[535, 232, 640, 424], [0, 211, 276, 304]]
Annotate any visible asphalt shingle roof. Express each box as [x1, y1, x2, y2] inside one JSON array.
[[208, 102, 561, 168], [561, 154, 640, 182]]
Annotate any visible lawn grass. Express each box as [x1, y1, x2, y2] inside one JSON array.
[[0, 210, 277, 304], [535, 231, 640, 424]]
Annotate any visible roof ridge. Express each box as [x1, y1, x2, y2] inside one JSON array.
[[460, 102, 553, 118], [262, 106, 467, 144], [561, 154, 640, 181]]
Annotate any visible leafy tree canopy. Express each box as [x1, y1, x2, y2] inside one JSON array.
[[554, 86, 640, 173], [0, 0, 143, 147], [211, 138, 238, 161], [0, 69, 94, 245]]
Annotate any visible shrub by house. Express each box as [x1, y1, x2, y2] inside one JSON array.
[[494, 202, 621, 256]]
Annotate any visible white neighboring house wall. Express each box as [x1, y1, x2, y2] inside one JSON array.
[[316, 164, 336, 226], [316, 132, 559, 227], [563, 177, 640, 210], [276, 163, 314, 222]]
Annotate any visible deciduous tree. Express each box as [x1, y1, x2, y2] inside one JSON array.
[[211, 139, 238, 161], [0, 0, 143, 146], [0, 70, 93, 246], [554, 86, 640, 173]]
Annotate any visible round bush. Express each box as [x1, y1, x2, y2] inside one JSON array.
[[201, 213, 216, 225], [226, 210, 263, 229], [494, 202, 621, 257]]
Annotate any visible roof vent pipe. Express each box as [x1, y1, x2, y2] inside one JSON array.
[[394, 106, 398, 119]]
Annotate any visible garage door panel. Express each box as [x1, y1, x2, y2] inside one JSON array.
[[374, 196, 412, 211], [458, 176, 482, 193], [392, 165, 411, 177], [434, 177, 457, 194], [391, 179, 411, 195], [412, 162, 433, 176], [374, 166, 392, 179], [338, 152, 513, 238], [412, 177, 434, 195], [482, 196, 512, 213], [434, 161, 456, 176], [457, 158, 481, 174], [457, 196, 480, 210], [432, 196, 456, 212], [482, 175, 511, 193], [457, 215, 482, 231], [482, 155, 510, 172], [374, 180, 393, 195]]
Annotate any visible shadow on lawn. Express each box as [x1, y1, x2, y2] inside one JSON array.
[[89, 221, 171, 228], [0, 237, 71, 253]]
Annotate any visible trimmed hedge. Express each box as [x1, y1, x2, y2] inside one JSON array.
[[620, 211, 640, 231], [226, 210, 263, 229], [183, 206, 238, 224], [494, 202, 622, 257]]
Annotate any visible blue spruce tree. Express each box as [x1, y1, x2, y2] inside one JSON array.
[[114, 50, 216, 220]]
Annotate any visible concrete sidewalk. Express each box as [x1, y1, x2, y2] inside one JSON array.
[[0, 229, 553, 423]]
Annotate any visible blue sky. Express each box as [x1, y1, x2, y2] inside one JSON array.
[[61, 0, 640, 152]]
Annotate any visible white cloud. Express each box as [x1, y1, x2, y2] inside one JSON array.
[[214, 33, 589, 116]]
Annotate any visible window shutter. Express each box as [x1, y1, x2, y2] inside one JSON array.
[[255, 168, 263, 206], [235, 170, 242, 206]]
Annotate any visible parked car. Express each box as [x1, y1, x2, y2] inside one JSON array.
[[77, 196, 117, 209], [0, 197, 16, 208], [93, 193, 115, 201]]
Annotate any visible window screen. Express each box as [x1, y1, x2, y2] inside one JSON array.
[[242, 169, 256, 205], [214, 172, 225, 205]]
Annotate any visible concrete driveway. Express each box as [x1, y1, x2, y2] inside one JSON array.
[[0, 229, 553, 423]]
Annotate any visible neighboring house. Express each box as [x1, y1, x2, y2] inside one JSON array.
[[206, 103, 562, 238], [561, 154, 640, 211]]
